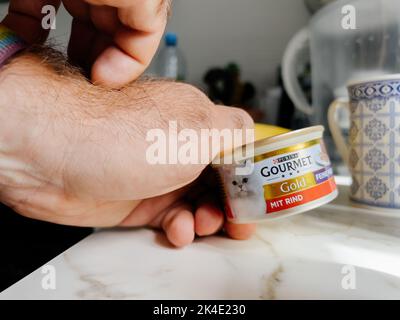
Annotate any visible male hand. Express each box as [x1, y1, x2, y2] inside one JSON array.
[[0, 50, 256, 247], [2, 0, 169, 87]]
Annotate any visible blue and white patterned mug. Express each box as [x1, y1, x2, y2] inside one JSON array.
[[329, 75, 400, 210]]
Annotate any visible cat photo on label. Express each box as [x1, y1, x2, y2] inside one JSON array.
[[221, 160, 267, 218]]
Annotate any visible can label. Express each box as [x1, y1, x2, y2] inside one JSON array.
[[220, 139, 336, 220], [255, 139, 335, 213]]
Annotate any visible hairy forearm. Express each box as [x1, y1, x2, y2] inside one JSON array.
[[0, 47, 178, 223], [0, 46, 230, 199], [0, 46, 253, 227], [0, 49, 89, 195]]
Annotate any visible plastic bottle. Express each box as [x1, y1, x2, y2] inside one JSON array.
[[156, 33, 187, 81]]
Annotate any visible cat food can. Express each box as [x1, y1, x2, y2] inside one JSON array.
[[214, 126, 338, 224]]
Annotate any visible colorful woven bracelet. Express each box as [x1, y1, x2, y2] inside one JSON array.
[[0, 25, 26, 67]]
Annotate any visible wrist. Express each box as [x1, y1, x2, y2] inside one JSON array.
[[0, 51, 84, 191]]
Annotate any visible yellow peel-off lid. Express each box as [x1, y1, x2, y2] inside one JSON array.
[[254, 123, 290, 141], [212, 124, 290, 166]]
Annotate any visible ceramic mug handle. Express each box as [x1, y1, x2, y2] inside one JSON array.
[[328, 98, 350, 167]]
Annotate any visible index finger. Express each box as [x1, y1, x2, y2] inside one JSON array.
[[90, 0, 171, 87], [87, 0, 171, 31], [224, 222, 257, 240]]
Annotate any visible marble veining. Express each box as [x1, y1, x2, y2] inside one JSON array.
[[63, 253, 128, 299], [1, 206, 400, 300], [262, 263, 284, 300]]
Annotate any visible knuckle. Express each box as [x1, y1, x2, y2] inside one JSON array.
[[169, 82, 211, 105], [229, 107, 254, 130], [154, 82, 214, 129]]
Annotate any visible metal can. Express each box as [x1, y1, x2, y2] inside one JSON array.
[[214, 126, 338, 224]]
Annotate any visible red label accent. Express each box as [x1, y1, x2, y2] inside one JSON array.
[[225, 202, 234, 219], [266, 178, 336, 213]]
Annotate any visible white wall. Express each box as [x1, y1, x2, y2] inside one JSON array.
[[0, 0, 310, 91], [165, 0, 310, 91]]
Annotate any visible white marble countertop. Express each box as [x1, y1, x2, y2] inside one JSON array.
[[1, 184, 400, 300]]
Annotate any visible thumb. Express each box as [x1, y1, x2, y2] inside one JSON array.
[[2, 0, 61, 44]]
